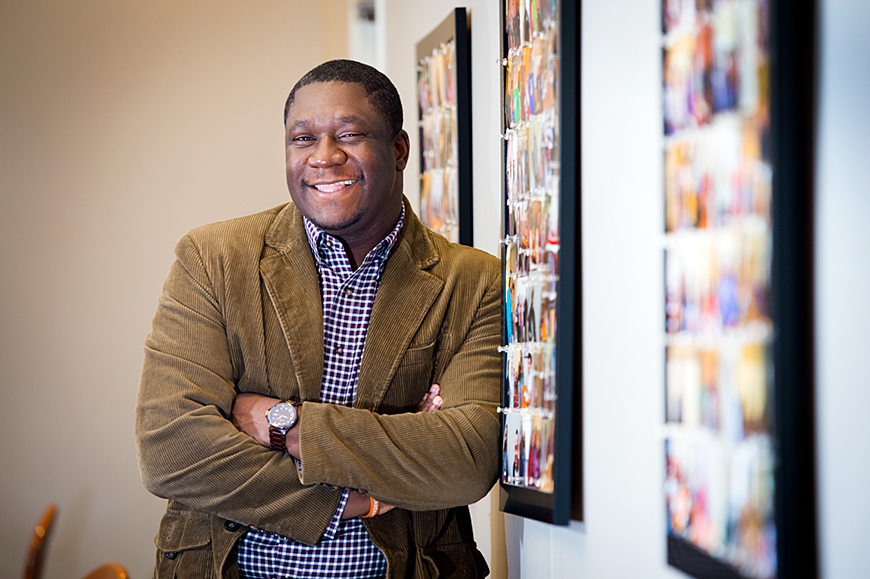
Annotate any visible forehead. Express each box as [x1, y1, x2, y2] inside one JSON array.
[[286, 81, 383, 130]]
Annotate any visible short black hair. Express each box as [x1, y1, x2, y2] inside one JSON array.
[[284, 59, 404, 137]]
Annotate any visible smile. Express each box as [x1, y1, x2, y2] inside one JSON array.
[[311, 179, 359, 193]]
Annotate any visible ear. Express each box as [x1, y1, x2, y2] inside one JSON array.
[[393, 129, 410, 171]]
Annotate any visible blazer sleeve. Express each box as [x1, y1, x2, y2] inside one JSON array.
[[136, 233, 342, 546], [296, 255, 502, 510]]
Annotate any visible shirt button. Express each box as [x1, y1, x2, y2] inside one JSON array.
[[344, 287, 353, 297], [334, 345, 343, 355], [164, 552, 178, 560], [224, 520, 240, 532]]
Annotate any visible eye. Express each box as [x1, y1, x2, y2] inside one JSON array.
[[339, 132, 365, 140], [290, 135, 314, 144]]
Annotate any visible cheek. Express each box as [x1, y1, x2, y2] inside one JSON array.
[[285, 154, 306, 178], [360, 152, 399, 181]]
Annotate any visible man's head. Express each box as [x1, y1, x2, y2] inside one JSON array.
[[283, 60, 410, 265], [284, 60, 403, 138]]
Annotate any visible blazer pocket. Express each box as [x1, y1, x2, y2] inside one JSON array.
[[403, 334, 452, 372], [401, 338, 439, 367], [153, 508, 214, 579], [379, 336, 452, 414]]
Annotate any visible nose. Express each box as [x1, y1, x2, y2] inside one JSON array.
[[308, 137, 347, 168]]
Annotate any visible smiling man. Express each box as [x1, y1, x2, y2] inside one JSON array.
[[135, 60, 501, 579]]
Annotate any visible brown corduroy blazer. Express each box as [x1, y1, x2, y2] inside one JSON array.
[[136, 200, 502, 578]]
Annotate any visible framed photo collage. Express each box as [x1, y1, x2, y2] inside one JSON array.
[[498, 0, 580, 525]]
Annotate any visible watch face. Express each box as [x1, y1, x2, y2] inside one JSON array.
[[268, 402, 297, 429]]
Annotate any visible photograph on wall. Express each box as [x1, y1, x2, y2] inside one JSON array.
[[661, 1, 779, 577], [499, 0, 579, 525], [416, 8, 472, 245]]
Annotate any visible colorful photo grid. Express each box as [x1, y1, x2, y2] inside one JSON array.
[[417, 40, 459, 242], [662, 1, 775, 578], [500, 0, 560, 494]]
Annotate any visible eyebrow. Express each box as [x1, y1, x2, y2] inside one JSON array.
[[287, 115, 370, 132]]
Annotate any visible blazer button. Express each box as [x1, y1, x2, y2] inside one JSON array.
[[164, 551, 178, 560], [224, 520, 240, 532]]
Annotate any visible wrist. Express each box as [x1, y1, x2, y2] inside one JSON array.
[[284, 405, 302, 457], [266, 401, 299, 452], [360, 497, 381, 518]]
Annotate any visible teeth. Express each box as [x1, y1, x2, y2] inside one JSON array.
[[314, 180, 356, 192]]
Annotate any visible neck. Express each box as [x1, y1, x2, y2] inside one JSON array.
[[323, 200, 404, 271]]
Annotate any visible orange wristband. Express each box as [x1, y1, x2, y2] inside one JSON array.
[[361, 497, 380, 518]]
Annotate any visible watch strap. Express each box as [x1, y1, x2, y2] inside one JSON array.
[[269, 424, 288, 452]]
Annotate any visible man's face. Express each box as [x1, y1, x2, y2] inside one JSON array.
[[284, 81, 409, 242]]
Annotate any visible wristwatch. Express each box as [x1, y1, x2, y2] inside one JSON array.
[[266, 401, 299, 452]]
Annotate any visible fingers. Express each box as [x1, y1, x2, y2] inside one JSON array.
[[415, 383, 442, 413]]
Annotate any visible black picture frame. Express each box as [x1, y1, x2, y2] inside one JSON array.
[[661, 0, 817, 576], [498, 0, 581, 526], [415, 8, 473, 246]]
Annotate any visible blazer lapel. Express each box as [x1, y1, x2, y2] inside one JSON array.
[[260, 205, 324, 403], [356, 209, 443, 410]]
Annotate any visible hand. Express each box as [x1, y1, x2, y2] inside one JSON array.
[[231, 392, 280, 448], [415, 383, 442, 413], [342, 490, 396, 519]]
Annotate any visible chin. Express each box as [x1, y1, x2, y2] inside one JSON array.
[[310, 211, 364, 234]]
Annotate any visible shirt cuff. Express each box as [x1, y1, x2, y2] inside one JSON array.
[[322, 488, 350, 541]]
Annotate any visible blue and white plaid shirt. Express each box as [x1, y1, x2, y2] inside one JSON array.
[[238, 206, 405, 579]]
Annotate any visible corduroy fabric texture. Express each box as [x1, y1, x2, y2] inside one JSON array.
[[136, 200, 500, 578]]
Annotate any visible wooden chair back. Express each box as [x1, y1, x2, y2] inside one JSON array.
[[80, 562, 130, 579], [22, 503, 58, 579]]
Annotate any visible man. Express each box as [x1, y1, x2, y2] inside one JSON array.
[[135, 59, 501, 579]]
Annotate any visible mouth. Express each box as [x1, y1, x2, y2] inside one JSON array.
[[307, 179, 360, 193]]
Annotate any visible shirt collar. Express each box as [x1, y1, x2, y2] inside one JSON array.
[[303, 203, 405, 269]]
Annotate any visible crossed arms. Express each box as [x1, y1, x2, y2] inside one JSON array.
[[135, 229, 502, 544], [228, 385, 444, 519]]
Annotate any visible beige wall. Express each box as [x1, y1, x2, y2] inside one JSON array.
[[0, 1, 346, 577]]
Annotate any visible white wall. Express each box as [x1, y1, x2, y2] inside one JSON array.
[[815, 1, 870, 578], [0, 2, 346, 578]]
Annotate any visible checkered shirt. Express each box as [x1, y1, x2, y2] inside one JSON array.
[[238, 206, 405, 579]]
